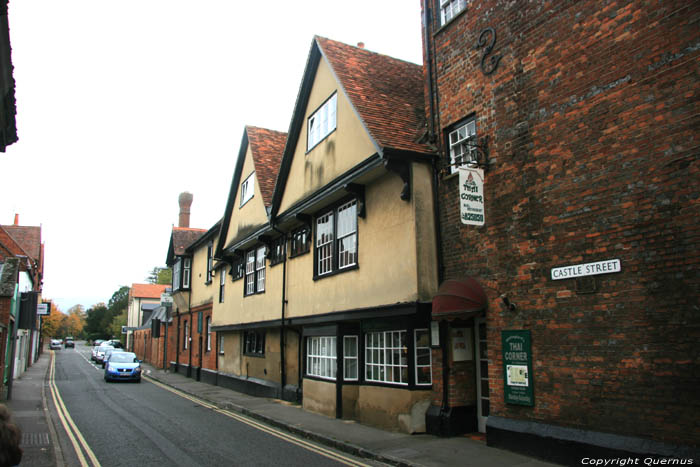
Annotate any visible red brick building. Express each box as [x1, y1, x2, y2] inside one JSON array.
[[421, 0, 699, 463]]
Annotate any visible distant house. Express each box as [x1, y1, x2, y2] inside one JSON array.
[[126, 283, 167, 350]]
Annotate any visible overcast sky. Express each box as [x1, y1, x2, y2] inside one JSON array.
[[0, 1, 424, 312]]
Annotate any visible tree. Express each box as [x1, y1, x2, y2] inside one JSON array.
[[41, 303, 64, 338], [147, 267, 171, 285], [84, 302, 109, 341], [108, 286, 129, 313], [65, 305, 86, 337], [108, 309, 127, 344]]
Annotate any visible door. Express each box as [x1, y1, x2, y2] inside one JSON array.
[[474, 317, 489, 432]]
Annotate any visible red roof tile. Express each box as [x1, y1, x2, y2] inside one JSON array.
[[1, 225, 41, 261], [315, 37, 432, 155], [246, 126, 287, 206], [171, 227, 207, 256], [130, 283, 168, 299], [0, 225, 28, 259]]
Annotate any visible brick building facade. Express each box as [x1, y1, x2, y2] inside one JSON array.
[[421, 0, 699, 463]]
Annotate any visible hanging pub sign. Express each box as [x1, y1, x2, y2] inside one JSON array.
[[459, 167, 485, 226], [502, 330, 534, 406]]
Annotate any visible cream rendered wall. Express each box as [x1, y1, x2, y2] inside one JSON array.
[[224, 146, 270, 249], [190, 237, 217, 309], [278, 58, 377, 214], [412, 162, 439, 300], [212, 256, 284, 327], [285, 172, 421, 318], [217, 331, 241, 375]]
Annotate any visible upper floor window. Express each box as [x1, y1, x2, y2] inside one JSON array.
[[183, 258, 191, 289], [219, 266, 226, 303], [290, 226, 311, 258], [206, 243, 214, 283], [448, 119, 477, 174], [240, 172, 255, 207], [231, 255, 245, 281], [269, 236, 286, 266], [307, 93, 337, 151], [173, 259, 181, 291], [315, 199, 358, 277], [440, 0, 467, 25], [244, 246, 266, 295]]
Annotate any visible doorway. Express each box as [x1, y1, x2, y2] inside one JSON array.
[[474, 317, 489, 432]]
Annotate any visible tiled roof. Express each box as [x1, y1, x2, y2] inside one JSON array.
[[172, 227, 206, 256], [246, 126, 287, 206], [316, 36, 432, 155], [0, 225, 28, 258], [1, 225, 41, 261], [130, 283, 168, 299]]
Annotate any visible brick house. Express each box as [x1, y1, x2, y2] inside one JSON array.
[[127, 283, 167, 354], [420, 0, 699, 462]]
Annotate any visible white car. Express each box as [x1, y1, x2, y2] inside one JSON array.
[[50, 339, 62, 350]]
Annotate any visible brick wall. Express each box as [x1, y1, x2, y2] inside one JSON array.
[[422, 0, 699, 446]]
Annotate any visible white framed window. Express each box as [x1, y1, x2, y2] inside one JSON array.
[[219, 334, 225, 355], [415, 329, 432, 385], [206, 243, 213, 283], [245, 250, 256, 295], [337, 200, 357, 269], [240, 172, 255, 207], [183, 257, 191, 289], [315, 199, 358, 277], [448, 119, 477, 174], [219, 267, 226, 303], [307, 93, 337, 151], [316, 211, 334, 275], [365, 330, 408, 385], [256, 246, 266, 292], [343, 336, 358, 381], [184, 320, 189, 350], [307, 336, 337, 380], [440, 0, 467, 25], [244, 330, 265, 356], [206, 317, 212, 351], [173, 259, 181, 291]]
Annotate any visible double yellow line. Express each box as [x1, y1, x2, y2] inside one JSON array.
[[48, 351, 101, 467], [145, 376, 371, 467]]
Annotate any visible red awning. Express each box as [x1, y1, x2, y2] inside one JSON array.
[[432, 278, 488, 318]]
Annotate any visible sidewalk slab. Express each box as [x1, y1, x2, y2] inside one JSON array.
[[142, 363, 560, 467]]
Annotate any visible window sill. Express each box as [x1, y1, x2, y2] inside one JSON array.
[[242, 353, 265, 358], [313, 263, 359, 281]]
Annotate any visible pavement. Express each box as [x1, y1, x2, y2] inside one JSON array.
[[3, 347, 559, 467]]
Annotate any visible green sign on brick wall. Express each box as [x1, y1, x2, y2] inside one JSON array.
[[198, 311, 203, 333], [502, 330, 534, 406]]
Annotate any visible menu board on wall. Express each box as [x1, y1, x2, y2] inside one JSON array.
[[502, 330, 534, 406]]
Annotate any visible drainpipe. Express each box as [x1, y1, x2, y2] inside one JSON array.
[[271, 225, 288, 398]]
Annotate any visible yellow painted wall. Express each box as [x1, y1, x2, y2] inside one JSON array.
[[241, 329, 281, 383], [224, 145, 272, 249], [212, 255, 284, 327], [278, 58, 378, 215], [285, 172, 421, 318], [217, 331, 241, 375], [357, 386, 431, 433], [190, 237, 217, 308], [302, 378, 336, 418], [411, 162, 439, 299]]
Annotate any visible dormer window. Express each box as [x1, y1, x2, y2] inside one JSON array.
[[440, 0, 468, 25], [240, 172, 255, 207], [182, 258, 191, 289], [448, 118, 477, 174], [307, 93, 337, 151]]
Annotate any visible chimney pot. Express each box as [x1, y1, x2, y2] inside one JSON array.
[[357, 42, 365, 49], [13, 213, 18, 225], [178, 192, 193, 228]]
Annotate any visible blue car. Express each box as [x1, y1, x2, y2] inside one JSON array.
[[104, 352, 142, 383]]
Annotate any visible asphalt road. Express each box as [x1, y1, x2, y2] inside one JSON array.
[[51, 344, 375, 467]]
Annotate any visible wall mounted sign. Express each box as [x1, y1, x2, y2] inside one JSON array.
[[459, 167, 485, 226], [450, 327, 473, 362], [551, 259, 621, 280], [37, 303, 49, 315], [502, 330, 534, 406]]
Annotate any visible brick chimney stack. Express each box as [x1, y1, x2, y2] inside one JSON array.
[[13, 213, 18, 225], [178, 192, 193, 228], [357, 42, 365, 49]]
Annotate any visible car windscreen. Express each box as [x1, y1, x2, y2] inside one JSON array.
[[108, 353, 137, 363]]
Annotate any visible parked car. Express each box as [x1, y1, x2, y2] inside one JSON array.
[[101, 348, 123, 368], [94, 345, 114, 364], [93, 339, 104, 346], [104, 352, 142, 383], [102, 339, 123, 349], [64, 337, 75, 348], [49, 339, 62, 350]]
